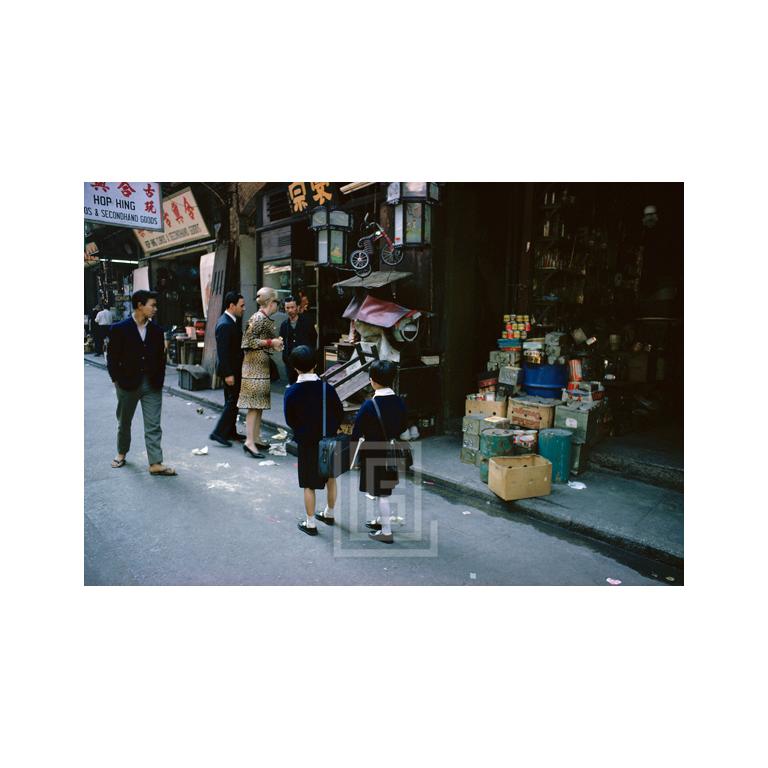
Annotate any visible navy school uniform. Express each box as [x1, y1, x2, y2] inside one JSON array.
[[283, 379, 343, 489], [351, 393, 408, 497]]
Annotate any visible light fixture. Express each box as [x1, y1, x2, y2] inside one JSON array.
[[386, 182, 439, 246], [309, 207, 352, 265]]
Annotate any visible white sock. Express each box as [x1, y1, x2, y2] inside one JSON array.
[[378, 498, 392, 536], [323, 504, 334, 519], [305, 514, 316, 528]]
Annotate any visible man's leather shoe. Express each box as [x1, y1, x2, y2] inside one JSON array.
[[209, 433, 232, 447], [230, 433, 246, 442]]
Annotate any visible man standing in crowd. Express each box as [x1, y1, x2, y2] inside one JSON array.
[[93, 304, 114, 356], [279, 295, 317, 384], [107, 290, 176, 476], [209, 291, 246, 447]]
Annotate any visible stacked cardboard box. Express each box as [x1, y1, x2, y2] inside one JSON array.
[[507, 396, 558, 430]]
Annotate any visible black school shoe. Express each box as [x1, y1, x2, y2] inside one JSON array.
[[368, 531, 393, 544], [315, 511, 335, 526], [365, 520, 381, 530], [298, 521, 318, 536]]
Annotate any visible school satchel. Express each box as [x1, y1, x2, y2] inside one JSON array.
[[317, 382, 350, 479], [372, 398, 414, 472]]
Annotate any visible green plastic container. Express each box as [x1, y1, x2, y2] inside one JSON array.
[[537, 428, 573, 483]]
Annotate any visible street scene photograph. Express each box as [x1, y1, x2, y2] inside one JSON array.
[[84, 181, 684, 586]]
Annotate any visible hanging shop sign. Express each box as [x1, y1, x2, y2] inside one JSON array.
[[199, 251, 216, 319], [84, 182, 163, 231], [133, 187, 211, 254], [287, 182, 334, 213]]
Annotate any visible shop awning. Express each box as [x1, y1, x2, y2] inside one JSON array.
[[332, 270, 412, 289]]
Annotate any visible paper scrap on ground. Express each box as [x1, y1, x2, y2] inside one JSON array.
[[606, 578, 622, 585], [191, 446, 209, 455], [186, 402, 193, 405], [258, 460, 276, 466], [665, 576, 675, 582], [216, 462, 230, 469], [469, 573, 477, 580], [269, 443, 287, 456], [270, 429, 289, 441], [568, 481, 587, 490], [462, 510, 472, 515]]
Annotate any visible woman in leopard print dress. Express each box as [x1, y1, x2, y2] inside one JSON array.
[[238, 287, 284, 457]]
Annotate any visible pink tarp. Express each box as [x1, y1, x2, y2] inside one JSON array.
[[342, 295, 419, 328]]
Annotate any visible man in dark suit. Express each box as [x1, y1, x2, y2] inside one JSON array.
[[107, 289, 176, 476], [209, 291, 246, 447], [279, 296, 317, 384]]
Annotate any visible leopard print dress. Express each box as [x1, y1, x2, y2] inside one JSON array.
[[237, 311, 278, 410]]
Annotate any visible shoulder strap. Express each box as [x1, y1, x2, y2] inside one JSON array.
[[322, 381, 327, 438], [371, 397, 392, 443]]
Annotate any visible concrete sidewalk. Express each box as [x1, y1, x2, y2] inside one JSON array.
[[84, 355, 684, 567]]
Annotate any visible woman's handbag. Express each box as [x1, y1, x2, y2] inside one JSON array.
[[268, 355, 279, 382], [317, 382, 350, 479], [372, 398, 414, 471]]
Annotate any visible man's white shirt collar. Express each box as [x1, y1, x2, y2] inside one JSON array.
[[224, 310, 237, 323], [296, 373, 320, 383], [373, 388, 395, 397]]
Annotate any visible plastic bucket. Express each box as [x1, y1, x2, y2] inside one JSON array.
[[522, 363, 567, 399], [537, 428, 573, 483]]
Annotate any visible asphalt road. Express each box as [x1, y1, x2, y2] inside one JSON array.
[[84, 362, 680, 586]]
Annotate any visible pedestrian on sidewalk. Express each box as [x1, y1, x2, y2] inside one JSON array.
[[93, 304, 114, 356], [238, 287, 284, 459], [209, 291, 246, 447], [106, 289, 176, 476], [279, 296, 317, 385], [351, 360, 407, 544], [284, 346, 343, 536]]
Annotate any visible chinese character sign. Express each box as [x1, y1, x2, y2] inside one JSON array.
[[133, 187, 211, 254], [288, 182, 334, 212], [84, 182, 163, 231]]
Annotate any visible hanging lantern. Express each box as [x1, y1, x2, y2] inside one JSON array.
[[309, 207, 352, 265], [386, 182, 440, 246]]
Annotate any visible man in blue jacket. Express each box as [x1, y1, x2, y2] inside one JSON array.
[[107, 290, 176, 476], [209, 291, 246, 447]]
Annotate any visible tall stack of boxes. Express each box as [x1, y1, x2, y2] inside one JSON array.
[[459, 310, 623, 500]]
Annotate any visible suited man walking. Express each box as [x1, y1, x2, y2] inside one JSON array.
[[107, 289, 176, 476], [209, 291, 246, 447], [279, 296, 317, 384]]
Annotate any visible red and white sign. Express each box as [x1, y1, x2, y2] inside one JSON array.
[[134, 187, 211, 254], [84, 182, 163, 231]]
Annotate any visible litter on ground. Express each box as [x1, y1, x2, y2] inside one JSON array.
[[191, 446, 209, 455], [462, 510, 472, 515], [568, 481, 587, 490], [258, 460, 277, 466], [270, 428, 289, 441], [469, 573, 477, 580], [606, 578, 622, 585], [269, 443, 287, 456], [216, 462, 230, 469], [196, 407, 204, 415]]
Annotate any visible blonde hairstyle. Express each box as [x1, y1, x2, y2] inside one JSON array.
[[256, 286, 277, 308]]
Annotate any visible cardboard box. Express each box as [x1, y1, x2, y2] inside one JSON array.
[[489, 350, 521, 366], [462, 433, 481, 451], [465, 398, 508, 419], [462, 414, 487, 436], [507, 397, 558, 430], [482, 415, 511, 430], [460, 446, 479, 465], [498, 365, 524, 386], [554, 401, 604, 445], [488, 455, 552, 501]]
